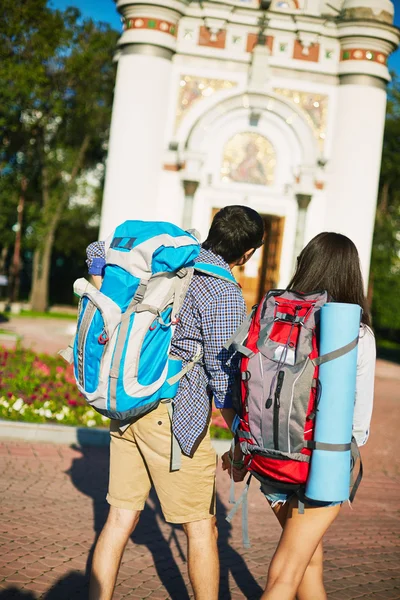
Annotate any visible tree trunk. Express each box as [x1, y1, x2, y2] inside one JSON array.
[[379, 180, 390, 216], [30, 135, 91, 312], [0, 246, 8, 274], [30, 228, 55, 312], [9, 177, 27, 303], [367, 271, 374, 314]]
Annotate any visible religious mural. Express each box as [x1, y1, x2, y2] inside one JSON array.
[[175, 75, 237, 130], [221, 132, 276, 185], [274, 88, 328, 150]]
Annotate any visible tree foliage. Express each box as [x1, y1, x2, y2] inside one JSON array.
[[370, 76, 400, 335], [0, 0, 118, 310]]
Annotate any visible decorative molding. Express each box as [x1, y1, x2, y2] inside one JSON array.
[[199, 26, 226, 49], [123, 17, 178, 38], [293, 40, 320, 62], [339, 74, 387, 90], [246, 34, 274, 54], [163, 163, 184, 171], [120, 45, 174, 60], [340, 49, 387, 64]]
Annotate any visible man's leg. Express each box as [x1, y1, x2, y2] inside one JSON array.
[[89, 420, 151, 599], [183, 517, 219, 600], [133, 403, 218, 599], [89, 506, 140, 600]]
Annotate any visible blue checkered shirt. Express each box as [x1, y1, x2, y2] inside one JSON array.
[[86, 244, 246, 456]]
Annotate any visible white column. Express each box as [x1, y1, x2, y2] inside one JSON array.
[[100, 49, 173, 238], [99, 0, 188, 239], [325, 77, 387, 284]]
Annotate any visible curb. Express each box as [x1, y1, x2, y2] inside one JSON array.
[[0, 419, 231, 455]]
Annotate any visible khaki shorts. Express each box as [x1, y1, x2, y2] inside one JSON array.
[[107, 402, 217, 524]]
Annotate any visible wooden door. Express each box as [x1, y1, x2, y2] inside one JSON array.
[[258, 216, 285, 298]]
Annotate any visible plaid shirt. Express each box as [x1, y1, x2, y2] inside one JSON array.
[[86, 244, 246, 455]]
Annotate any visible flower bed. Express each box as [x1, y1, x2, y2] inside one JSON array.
[[0, 347, 232, 438]]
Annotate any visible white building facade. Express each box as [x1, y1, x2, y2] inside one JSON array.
[[100, 0, 399, 307]]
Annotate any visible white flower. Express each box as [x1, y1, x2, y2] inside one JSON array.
[[87, 419, 96, 427], [43, 401, 51, 408], [12, 399, 24, 412], [55, 413, 64, 421], [86, 409, 95, 418], [44, 409, 52, 419], [62, 406, 70, 414], [1, 400, 10, 409], [37, 408, 45, 417]]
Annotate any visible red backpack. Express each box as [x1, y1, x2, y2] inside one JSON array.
[[229, 289, 328, 490]]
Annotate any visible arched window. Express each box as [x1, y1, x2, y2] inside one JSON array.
[[221, 132, 276, 186]]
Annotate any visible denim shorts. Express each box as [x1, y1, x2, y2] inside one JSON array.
[[261, 485, 342, 508]]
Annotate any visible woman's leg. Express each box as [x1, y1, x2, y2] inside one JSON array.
[[269, 500, 327, 600], [262, 498, 340, 600]]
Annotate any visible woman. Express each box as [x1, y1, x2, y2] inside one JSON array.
[[225, 232, 376, 600]]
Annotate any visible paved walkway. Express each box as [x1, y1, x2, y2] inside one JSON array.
[[1, 366, 400, 600], [0, 319, 399, 599]]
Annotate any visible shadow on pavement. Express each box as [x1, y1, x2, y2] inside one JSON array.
[[46, 441, 264, 599], [0, 589, 36, 599]]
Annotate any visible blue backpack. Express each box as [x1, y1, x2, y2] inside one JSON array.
[[60, 220, 238, 423]]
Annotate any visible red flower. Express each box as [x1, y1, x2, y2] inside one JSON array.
[[7, 392, 13, 398], [68, 399, 78, 407]]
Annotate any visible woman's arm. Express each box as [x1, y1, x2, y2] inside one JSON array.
[[353, 327, 376, 446]]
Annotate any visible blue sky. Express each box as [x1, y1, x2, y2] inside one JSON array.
[[50, 0, 400, 75]]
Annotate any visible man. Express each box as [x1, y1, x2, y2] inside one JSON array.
[[86, 206, 264, 600]]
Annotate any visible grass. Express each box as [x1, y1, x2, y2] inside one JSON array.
[[1, 310, 77, 320], [376, 339, 400, 365]]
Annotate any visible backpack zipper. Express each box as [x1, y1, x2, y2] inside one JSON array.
[[273, 371, 285, 450]]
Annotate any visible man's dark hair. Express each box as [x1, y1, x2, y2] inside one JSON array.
[[202, 205, 264, 264]]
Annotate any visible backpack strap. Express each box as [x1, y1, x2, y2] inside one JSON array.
[[223, 307, 257, 357], [349, 436, 363, 503], [194, 262, 239, 287], [59, 278, 106, 365], [226, 473, 252, 549], [304, 441, 352, 451], [312, 335, 359, 367]]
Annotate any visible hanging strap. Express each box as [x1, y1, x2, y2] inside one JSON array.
[[226, 474, 252, 549], [165, 400, 182, 472], [349, 437, 363, 503], [58, 337, 75, 364], [312, 336, 359, 367]]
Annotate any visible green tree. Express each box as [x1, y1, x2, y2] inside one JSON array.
[[0, 0, 118, 310], [370, 76, 400, 334]]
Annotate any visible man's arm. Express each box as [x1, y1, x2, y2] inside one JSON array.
[[201, 289, 245, 424], [86, 241, 106, 289]]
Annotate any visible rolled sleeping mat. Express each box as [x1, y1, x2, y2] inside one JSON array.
[[305, 302, 361, 503]]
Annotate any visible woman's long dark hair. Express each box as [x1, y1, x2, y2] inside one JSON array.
[[288, 232, 371, 327]]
